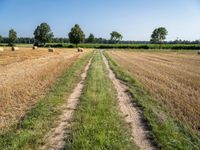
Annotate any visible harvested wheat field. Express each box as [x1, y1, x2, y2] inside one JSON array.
[[0, 48, 91, 132], [0, 47, 84, 66], [107, 50, 200, 135]]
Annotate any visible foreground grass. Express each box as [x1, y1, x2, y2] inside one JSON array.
[[104, 52, 200, 150], [66, 51, 136, 150], [0, 52, 93, 149]]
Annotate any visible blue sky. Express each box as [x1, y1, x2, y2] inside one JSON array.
[[0, 0, 200, 41]]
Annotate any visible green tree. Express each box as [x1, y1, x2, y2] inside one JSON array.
[[8, 29, 17, 46], [110, 31, 123, 43], [68, 24, 85, 46], [86, 33, 95, 43], [150, 27, 168, 44], [34, 23, 54, 46], [0, 35, 2, 43]]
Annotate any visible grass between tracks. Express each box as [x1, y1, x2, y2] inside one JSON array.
[[0, 51, 93, 149], [104, 51, 200, 150], [66, 51, 137, 150]]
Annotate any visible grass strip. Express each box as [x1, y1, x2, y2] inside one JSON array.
[[104, 51, 200, 150], [0, 52, 93, 149], [66, 50, 137, 150]]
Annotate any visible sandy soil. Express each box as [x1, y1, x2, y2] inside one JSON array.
[[41, 58, 92, 150], [102, 53, 155, 150]]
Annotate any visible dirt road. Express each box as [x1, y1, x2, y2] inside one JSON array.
[[102, 53, 155, 150], [42, 58, 92, 150]]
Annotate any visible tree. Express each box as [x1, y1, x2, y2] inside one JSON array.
[[34, 23, 54, 46], [8, 29, 17, 46], [0, 35, 2, 43], [150, 27, 168, 44], [68, 24, 85, 46], [86, 33, 95, 43], [110, 31, 123, 43]]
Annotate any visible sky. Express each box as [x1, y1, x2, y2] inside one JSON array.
[[0, 0, 200, 41]]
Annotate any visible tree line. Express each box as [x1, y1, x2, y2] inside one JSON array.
[[0, 23, 199, 46]]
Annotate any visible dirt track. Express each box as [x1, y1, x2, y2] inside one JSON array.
[[42, 58, 92, 150], [102, 53, 155, 150]]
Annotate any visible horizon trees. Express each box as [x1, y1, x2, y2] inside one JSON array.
[[34, 23, 54, 46], [8, 29, 17, 46], [68, 24, 85, 47], [86, 33, 95, 43], [110, 31, 123, 43], [0, 35, 2, 43], [150, 27, 168, 44]]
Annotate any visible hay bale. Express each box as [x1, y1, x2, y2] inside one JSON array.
[[32, 46, 38, 50], [11, 47, 19, 51], [77, 47, 84, 52], [0, 47, 4, 52], [198, 50, 200, 55], [48, 48, 54, 52]]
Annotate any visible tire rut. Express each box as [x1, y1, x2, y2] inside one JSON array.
[[102, 52, 156, 150], [41, 58, 92, 150]]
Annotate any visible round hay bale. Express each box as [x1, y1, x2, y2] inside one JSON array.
[[0, 47, 4, 52], [11, 47, 19, 51], [198, 50, 200, 55], [32, 46, 38, 50], [48, 48, 55, 52], [77, 47, 84, 52]]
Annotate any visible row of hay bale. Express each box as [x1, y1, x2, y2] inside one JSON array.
[[0, 46, 54, 52], [0, 47, 20, 52], [33, 46, 54, 52], [0, 46, 85, 53]]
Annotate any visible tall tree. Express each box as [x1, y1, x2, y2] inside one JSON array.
[[8, 29, 17, 46], [0, 35, 2, 43], [86, 33, 95, 43], [110, 31, 123, 43], [68, 24, 85, 46], [34, 23, 54, 46], [150, 27, 168, 44]]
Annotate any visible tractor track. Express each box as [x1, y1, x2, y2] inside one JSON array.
[[41, 58, 92, 150], [102, 52, 156, 150]]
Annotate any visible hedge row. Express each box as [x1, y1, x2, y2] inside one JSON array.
[[44, 43, 200, 50]]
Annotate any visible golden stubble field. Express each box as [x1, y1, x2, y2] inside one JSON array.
[[107, 50, 200, 134], [0, 47, 91, 132]]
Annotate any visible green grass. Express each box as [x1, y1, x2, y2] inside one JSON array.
[[104, 52, 200, 150], [0, 43, 33, 47], [45, 43, 200, 50], [65, 50, 137, 150], [0, 51, 93, 149], [2, 42, 200, 50], [15, 44, 33, 47]]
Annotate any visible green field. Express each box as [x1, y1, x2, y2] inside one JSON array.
[[1, 43, 200, 50], [45, 43, 200, 50]]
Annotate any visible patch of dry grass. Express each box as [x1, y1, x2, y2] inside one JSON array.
[[0, 48, 91, 132], [108, 50, 200, 135]]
